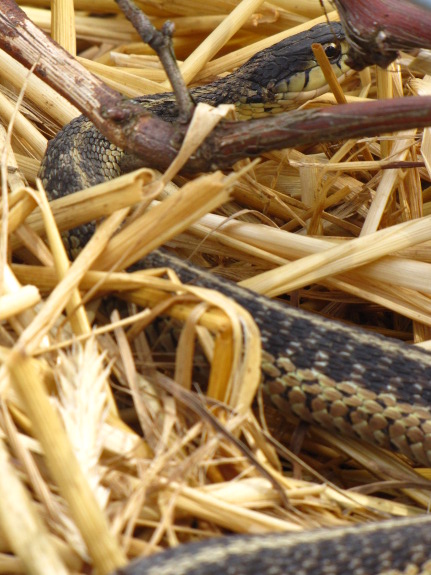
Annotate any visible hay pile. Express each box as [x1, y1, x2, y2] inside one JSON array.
[[0, 0, 430, 572]]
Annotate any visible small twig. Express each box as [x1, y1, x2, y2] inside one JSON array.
[[115, 0, 195, 123]]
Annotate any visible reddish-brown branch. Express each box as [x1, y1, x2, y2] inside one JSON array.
[[0, 1, 158, 148], [200, 97, 431, 171], [334, 0, 431, 69]]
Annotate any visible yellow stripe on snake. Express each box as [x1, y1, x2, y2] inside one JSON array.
[[39, 22, 431, 575]]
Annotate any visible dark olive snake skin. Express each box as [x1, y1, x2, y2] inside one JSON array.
[[39, 21, 431, 575], [115, 514, 431, 575]]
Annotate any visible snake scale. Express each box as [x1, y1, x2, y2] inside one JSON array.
[[39, 21, 431, 575]]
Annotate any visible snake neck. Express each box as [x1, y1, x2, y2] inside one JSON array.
[[133, 21, 348, 121]]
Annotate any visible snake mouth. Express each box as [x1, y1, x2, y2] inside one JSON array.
[[235, 39, 351, 119]]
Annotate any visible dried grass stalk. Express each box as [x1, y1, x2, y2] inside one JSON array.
[[51, 0, 76, 57]]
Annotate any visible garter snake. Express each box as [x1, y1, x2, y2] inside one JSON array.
[[39, 20, 431, 575], [39, 22, 349, 197]]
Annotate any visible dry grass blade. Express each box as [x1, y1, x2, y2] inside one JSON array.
[[0, 50, 79, 125], [174, 0, 266, 86], [0, 436, 69, 575], [6, 352, 127, 573], [51, 0, 76, 57], [241, 213, 431, 296], [96, 169, 238, 271]]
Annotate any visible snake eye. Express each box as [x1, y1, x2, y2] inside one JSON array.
[[323, 42, 341, 61]]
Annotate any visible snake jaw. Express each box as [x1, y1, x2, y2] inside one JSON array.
[[231, 29, 350, 119], [273, 39, 350, 96], [233, 71, 351, 120]]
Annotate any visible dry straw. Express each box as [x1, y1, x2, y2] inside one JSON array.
[[1, 1, 431, 573]]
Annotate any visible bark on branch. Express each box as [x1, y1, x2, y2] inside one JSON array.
[[334, 0, 431, 69]]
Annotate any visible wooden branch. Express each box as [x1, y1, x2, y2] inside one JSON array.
[[334, 0, 431, 69], [0, 0, 156, 150], [2, 0, 431, 174]]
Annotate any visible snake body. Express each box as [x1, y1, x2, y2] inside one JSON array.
[[116, 514, 431, 575], [39, 21, 431, 575], [143, 250, 431, 468]]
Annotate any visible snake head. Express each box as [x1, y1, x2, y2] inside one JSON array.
[[231, 22, 350, 118]]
